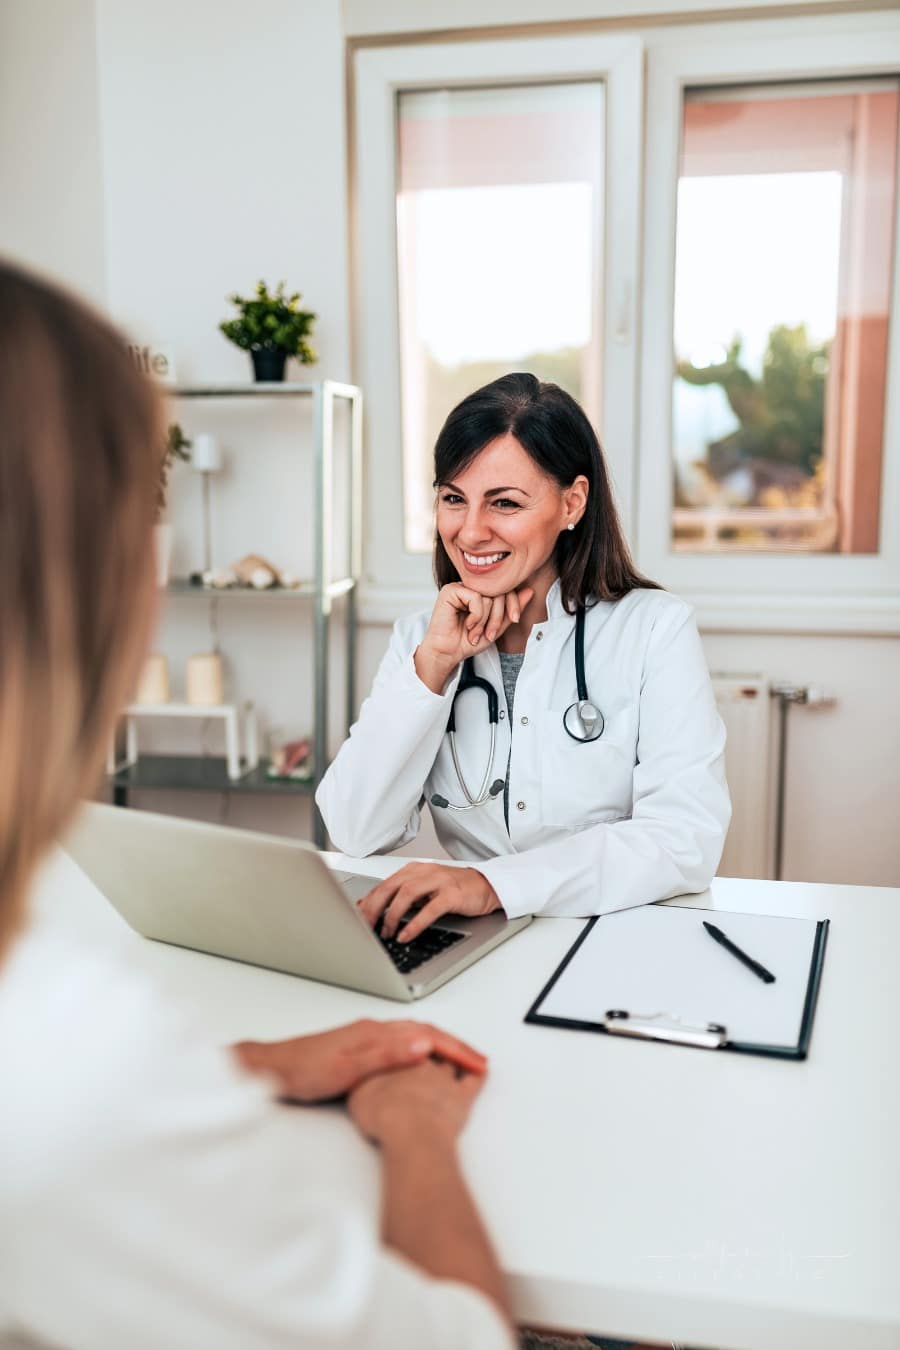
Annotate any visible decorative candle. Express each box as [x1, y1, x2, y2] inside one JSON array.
[[134, 653, 170, 706], [191, 433, 222, 473], [186, 651, 224, 706]]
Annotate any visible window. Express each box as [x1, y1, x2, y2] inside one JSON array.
[[354, 33, 642, 604], [637, 17, 900, 626], [396, 83, 604, 552], [672, 81, 899, 555]]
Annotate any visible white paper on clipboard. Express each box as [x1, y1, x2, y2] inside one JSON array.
[[537, 905, 822, 1048]]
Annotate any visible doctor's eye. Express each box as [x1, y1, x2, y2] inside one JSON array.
[[439, 492, 465, 506], [492, 498, 521, 511]]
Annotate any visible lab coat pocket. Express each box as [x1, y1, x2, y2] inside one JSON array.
[[538, 702, 638, 828]]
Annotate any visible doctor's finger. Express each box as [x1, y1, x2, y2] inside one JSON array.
[[381, 883, 437, 939], [492, 590, 523, 640], [439, 587, 485, 644], [356, 876, 403, 926], [396, 894, 454, 944], [463, 594, 491, 647], [484, 594, 507, 645], [449, 586, 486, 626]]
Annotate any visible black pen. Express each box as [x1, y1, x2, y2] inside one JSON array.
[[702, 921, 776, 984]]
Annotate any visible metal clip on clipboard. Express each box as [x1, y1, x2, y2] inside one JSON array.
[[603, 1009, 727, 1050]]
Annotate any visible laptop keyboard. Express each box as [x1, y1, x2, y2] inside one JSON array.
[[377, 924, 466, 975]]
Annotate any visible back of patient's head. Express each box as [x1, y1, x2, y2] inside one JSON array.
[[0, 261, 161, 951]]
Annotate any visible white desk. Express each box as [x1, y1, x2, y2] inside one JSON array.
[[35, 849, 899, 1350]]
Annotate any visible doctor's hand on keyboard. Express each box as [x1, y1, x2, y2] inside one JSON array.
[[358, 862, 503, 944]]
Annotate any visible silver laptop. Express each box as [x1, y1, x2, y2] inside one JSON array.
[[64, 804, 531, 1001]]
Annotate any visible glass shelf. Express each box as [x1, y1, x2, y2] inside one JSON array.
[[172, 381, 359, 399], [175, 383, 317, 397], [166, 577, 315, 598], [108, 754, 316, 796], [165, 577, 356, 600]]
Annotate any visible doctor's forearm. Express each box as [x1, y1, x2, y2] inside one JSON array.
[[481, 813, 725, 919], [317, 664, 459, 854]]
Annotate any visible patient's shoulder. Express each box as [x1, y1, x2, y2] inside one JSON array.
[[0, 912, 264, 1200]]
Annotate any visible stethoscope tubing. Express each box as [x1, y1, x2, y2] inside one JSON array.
[[448, 720, 497, 806], [432, 606, 602, 813]]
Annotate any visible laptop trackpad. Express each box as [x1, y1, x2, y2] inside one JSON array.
[[332, 871, 375, 904]]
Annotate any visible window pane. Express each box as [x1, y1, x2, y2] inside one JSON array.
[[672, 81, 899, 554], [397, 83, 604, 552]]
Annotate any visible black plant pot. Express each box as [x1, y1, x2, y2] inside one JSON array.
[[251, 348, 288, 382]]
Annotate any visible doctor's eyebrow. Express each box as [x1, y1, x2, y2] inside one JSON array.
[[439, 482, 532, 499]]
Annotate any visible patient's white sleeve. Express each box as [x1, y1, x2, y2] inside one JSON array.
[[0, 922, 513, 1350]]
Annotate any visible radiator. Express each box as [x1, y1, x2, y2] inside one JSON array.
[[712, 674, 774, 880]]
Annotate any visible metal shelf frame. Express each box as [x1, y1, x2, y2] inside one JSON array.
[[112, 380, 363, 848]]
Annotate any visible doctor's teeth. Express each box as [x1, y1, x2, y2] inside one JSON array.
[[464, 552, 507, 567]]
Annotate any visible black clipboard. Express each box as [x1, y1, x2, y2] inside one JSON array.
[[525, 912, 830, 1060]]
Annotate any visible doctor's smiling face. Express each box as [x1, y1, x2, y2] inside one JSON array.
[[436, 433, 587, 601], [433, 373, 654, 619]]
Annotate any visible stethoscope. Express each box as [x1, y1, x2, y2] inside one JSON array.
[[430, 606, 604, 813]]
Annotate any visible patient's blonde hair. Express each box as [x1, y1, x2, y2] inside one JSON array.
[[0, 262, 161, 951]]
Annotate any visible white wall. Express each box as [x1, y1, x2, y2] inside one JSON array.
[[2, 0, 898, 884], [95, 0, 351, 381], [342, 0, 863, 37], [701, 631, 900, 887], [0, 0, 106, 301], [92, 0, 353, 838]]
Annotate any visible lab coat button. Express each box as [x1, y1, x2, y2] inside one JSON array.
[[517, 800, 526, 811], [535, 632, 543, 641], [520, 716, 529, 726], [499, 710, 506, 719]]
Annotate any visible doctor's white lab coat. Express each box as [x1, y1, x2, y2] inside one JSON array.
[[316, 582, 731, 919]]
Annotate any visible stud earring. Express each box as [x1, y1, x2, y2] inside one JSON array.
[[567, 522, 575, 531]]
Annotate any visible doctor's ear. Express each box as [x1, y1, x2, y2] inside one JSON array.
[[562, 475, 589, 529]]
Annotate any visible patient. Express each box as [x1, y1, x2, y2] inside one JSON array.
[[0, 261, 513, 1349]]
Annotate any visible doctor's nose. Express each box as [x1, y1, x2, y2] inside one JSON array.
[[456, 507, 494, 547]]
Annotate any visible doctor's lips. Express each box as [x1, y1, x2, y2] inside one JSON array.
[[459, 550, 510, 573]]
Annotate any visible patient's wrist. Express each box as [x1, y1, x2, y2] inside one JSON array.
[[379, 1113, 461, 1153]]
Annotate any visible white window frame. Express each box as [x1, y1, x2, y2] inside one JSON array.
[[637, 13, 900, 634], [353, 33, 643, 621]]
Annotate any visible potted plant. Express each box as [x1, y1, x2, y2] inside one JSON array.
[[219, 280, 317, 382], [155, 423, 191, 586]]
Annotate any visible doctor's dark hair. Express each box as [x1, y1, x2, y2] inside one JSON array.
[[432, 372, 659, 611]]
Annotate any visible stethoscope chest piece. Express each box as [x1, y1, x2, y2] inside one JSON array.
[[563, 698, 604, 743], [562, 606, 604, 742]]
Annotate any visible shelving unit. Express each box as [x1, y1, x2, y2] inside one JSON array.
[[110, 380, 363, 848]]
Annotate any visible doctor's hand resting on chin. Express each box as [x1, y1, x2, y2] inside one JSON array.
[[318, 372, 731, 939]]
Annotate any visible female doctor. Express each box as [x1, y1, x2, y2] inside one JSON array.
[[316, 373, 730, 944]]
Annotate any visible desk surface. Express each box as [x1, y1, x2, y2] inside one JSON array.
[[35, 849, 899, 1350]]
